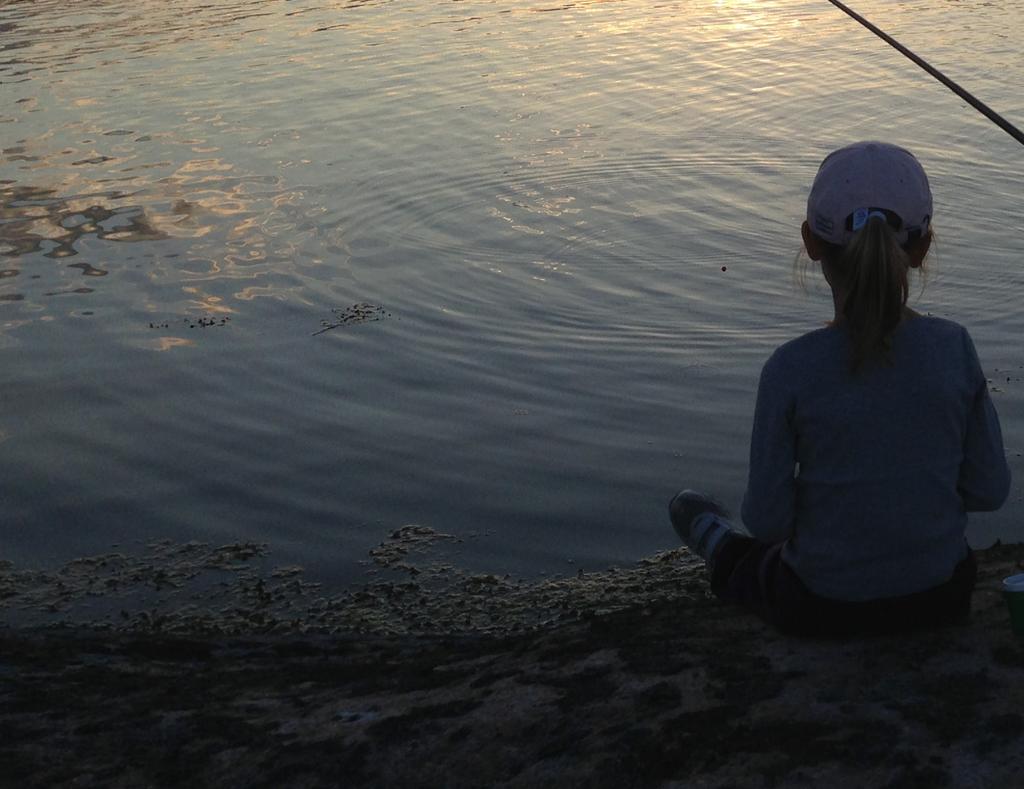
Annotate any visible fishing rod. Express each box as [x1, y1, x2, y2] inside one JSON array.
[[825, 0, 1024, 147]]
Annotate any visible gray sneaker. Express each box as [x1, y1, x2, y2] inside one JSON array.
[[669, 489, 728, 546]]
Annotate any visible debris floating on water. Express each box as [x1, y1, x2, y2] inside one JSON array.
[[313, 302, 390, 336], [146, 315, 231, 330]]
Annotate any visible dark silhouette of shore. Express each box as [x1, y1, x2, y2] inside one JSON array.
[[3, 542, 1023, 787]]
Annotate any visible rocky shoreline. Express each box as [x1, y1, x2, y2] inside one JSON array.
[[3, 542, 1024, 788]]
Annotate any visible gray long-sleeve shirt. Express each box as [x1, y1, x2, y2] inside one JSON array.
[[740, 316, 1010, 601]]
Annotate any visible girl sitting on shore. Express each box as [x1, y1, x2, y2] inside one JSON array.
[[671, 141, 1010, 635]]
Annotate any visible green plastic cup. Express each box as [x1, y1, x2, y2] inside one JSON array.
[[1002, 573, 1024, 636]]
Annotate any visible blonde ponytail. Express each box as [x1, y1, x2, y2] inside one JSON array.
[[837, 217, 910, 372]]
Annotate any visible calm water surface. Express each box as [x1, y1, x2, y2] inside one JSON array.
[[2, 0, 1023, 586]]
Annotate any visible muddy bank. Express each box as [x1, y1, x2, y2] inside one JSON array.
[[2, 542, 1024, 788]]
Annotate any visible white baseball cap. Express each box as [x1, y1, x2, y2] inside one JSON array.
[[806, 141, 932, 247]]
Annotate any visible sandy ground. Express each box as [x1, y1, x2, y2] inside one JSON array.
[[2, 542, 1024, 788]]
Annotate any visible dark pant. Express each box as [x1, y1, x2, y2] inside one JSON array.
[[708, 535, 977, 636]]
